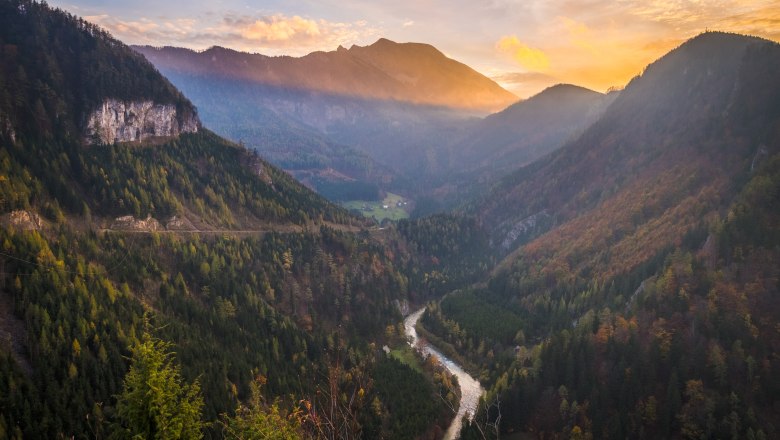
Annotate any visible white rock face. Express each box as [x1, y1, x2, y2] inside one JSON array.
[[85, 99, 198, 144], [110, 215, 163, 231]]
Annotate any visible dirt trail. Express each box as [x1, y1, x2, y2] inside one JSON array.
[[101, 221, 363, 235]]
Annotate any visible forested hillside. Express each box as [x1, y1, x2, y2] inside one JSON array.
[[472, 32, 780, 253], [0, 0, 195, 140], [420, 32, 780, 439], [0, 1, 459, 438], [466, 152, 780, 439], [446, 84, 615, 183]]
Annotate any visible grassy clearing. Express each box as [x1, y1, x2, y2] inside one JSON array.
[[389, 344, 423, 373], [342, 192, 410, 222]]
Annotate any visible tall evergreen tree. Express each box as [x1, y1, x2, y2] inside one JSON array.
[[112, 331, 204, 440]]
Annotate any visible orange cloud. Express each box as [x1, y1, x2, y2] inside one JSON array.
[[497, 35, 550, 72], [532, 16, 682, 93], [492, 1, 780, 98], [239, 15, 321, 42]]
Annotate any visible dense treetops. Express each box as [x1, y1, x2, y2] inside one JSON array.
[[460, 152, 780, 439]]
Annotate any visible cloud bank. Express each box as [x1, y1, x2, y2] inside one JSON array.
[[86, 13, 380, 55], [69, 0, 780, 98]]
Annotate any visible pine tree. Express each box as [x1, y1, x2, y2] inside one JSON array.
[[112, 331, 204, 440]]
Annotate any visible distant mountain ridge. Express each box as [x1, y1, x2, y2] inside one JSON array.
[[444, 83, 616, 181], [135, 39, 517, 113], [136, 43, 621, 206], [474, 32, 780, 252], [134, 40, 519, 202]]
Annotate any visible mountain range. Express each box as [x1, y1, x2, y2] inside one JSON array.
[[135, 42, 625, 209], [1, 0, 779, 439], [136, 39, 516, 112], [442, 31, 780, 439], [135, 40, 520, 201]]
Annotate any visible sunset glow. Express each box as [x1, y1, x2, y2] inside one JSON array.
[[51, 0, 780, 98]]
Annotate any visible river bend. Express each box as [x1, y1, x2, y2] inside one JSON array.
[[404, 307, 485, 440]]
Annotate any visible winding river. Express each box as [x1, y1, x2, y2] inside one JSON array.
[[404, 307, 485, 440]]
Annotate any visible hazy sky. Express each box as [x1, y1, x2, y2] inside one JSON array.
[[50, 0, 780, 98]]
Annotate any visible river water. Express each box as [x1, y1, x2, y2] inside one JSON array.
[[404, 307, 485, 440]]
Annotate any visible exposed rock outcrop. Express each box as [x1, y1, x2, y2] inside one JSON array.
[[165, 215, 196, 231], [85, 99, 199, 144], [110, 215, 163, 231], [253, 160, 273, 186], [1, 210, 44, 231]]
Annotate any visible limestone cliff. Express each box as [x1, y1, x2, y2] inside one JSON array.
[[85, 99, 199, 144]]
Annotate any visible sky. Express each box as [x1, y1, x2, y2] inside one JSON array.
[[50, 0, 780, 98]]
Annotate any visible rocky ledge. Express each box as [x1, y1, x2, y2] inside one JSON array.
[[85, 99, 199, 144], [109, 215, 198, 232], [1, 210, 44, 231], [110, 215, 163, 231]]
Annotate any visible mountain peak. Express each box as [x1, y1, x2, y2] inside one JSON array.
[[612, 31, 778, 121], [370, 37, 397, 46], [138, 39, 516, 112], [497, 83, 601, 115], [351, 37, 444, 59], [636, 31, 774, 82], [681, 30, 769, 50], [534, 83, 601, 99]]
